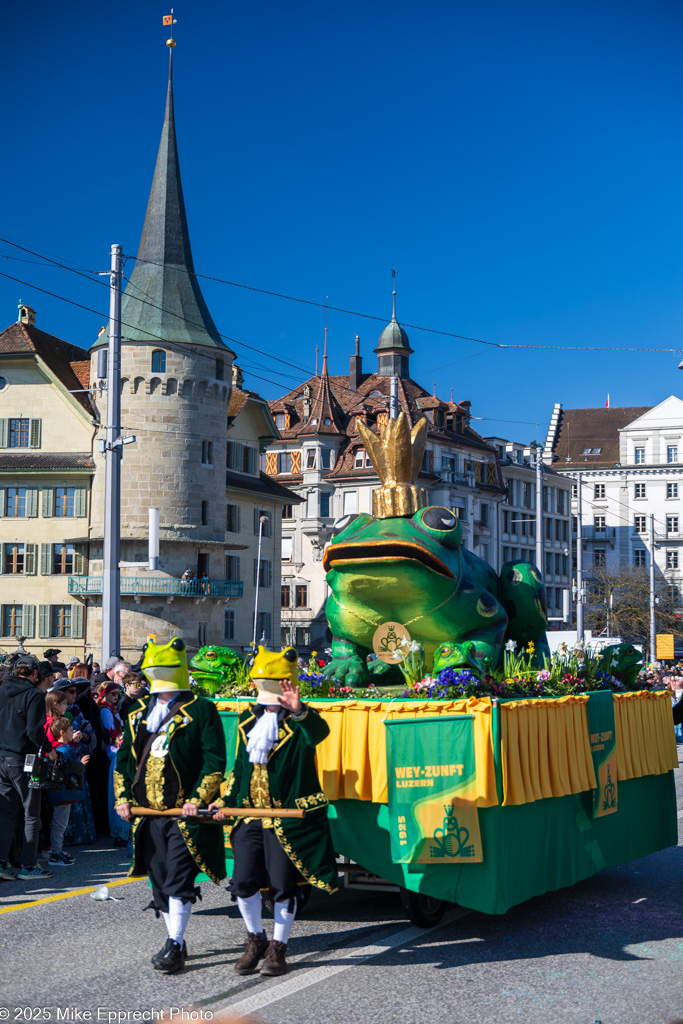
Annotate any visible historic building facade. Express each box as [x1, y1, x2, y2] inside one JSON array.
[[265, 295, 507, 653], [0, 305, 97, 660], [544, 398, 683, 623]]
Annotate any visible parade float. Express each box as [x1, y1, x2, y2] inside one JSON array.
[[197, 414, 678, 926]]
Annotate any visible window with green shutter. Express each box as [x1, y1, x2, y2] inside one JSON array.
[[73, 544, 87, 576], [42, 489, 55, 517], [24, 544, 37, 575], [74, 488, 87, 517], [26, 488, 38, 517], [22, 605, 35, 638], [0, 420, 8, 448], [40, 544, 52, 576], [71, 603, 84, 639], [0, 486, 5, 516], [29, 419, 41, 448], [38, 604, 50, 638]]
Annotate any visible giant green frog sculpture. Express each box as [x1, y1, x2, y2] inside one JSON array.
[[322, 506, 550, 686]]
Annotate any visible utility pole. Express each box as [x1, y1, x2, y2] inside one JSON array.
[[101, 244, 123, 664], [389, 376, 398, 420], [535, 447, 543, 572], [649, 513, 656, 662], [576, 473, 584, 641], [252, 514, 269, 649]]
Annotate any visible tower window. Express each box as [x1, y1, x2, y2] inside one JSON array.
[[151, 350, 166, 373], [215, 359, 224, 381], [201, 501, 208, 525]]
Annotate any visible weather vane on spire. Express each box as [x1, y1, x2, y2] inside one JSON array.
[[391, 267, 397, 320], [163, 9, 177, 47]]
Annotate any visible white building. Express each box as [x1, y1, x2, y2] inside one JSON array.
[[545, 397, 683, 623]]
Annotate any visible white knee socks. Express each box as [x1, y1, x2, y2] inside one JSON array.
[[237, 892, 263, 935], [167, 897, 192, 944], [272, 899, 297, 944]]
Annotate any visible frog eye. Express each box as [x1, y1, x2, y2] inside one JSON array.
[[205, 650, 216, 659], [141, 642, 148, 654], [332, 513, 359, 536], [420, 506, 458, 531], [171, 638, 186, 652], [283, 648, 297, 662]]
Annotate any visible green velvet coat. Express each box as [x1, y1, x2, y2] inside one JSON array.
[[217, 703, 338, 894], [114, 693, 227, 885]]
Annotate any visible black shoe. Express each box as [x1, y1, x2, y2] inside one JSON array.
[[112, 837, 127, 848], [152, 938, 187, 972]]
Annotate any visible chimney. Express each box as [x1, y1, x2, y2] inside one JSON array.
[[18, 303, 36, 326], [349, 334, 362, 391], [460, 400, 472, 427], [232, 363, 244, 390]]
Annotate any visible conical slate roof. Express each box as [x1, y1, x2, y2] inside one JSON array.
[[94, 55, 230, 352]]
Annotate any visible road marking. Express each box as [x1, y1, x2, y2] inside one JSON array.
[[0, 875, 146, 914], [677, 809, 683, 819], [222, 906, 469, 1015]]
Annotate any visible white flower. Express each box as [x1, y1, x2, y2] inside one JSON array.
[[505, 640, 517, 652], [324, 647, 332, 656], [399, 636, 411, 648], [392, 650, 404, 660], [409, 641, 422, 653]]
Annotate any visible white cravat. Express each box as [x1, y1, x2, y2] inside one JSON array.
[[247, 711, 280, 763], [146, 696, 182, 733]]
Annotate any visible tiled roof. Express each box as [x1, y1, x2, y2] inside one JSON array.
[[550, 406, 651, 469], [227, 389, 251, 418], [268, 370, 501, 487], [0, 321, 94, 415], [0, 453, 95, 471], [226, 470, 303, 503]]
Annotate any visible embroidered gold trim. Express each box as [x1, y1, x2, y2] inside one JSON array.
[[144, 755, 167, 811], [218, 770, 235, 804], [177, 819, 221, 886], [273, 818, 337, 894], [294, 791, 329, 812], [246, 763, 274, 828], [113, 770, 127, 802], [194, 770, 224, 806]]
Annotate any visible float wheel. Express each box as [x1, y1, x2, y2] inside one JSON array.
[[399, 887, 450, 928]]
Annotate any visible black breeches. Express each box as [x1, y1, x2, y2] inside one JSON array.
[[137, 816, 199, 912], [228, 819, 302, 903]]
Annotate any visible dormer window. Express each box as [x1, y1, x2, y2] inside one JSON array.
[[152, 350, 166, 373], [275, 413, 286, 429], [323, 417, 331, 426]]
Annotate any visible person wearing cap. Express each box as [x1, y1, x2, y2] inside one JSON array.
[[0, 655, 56, 880], [44, 649, 62, 665], [114, 637, 226, 974], [209, 645, 338, 978]]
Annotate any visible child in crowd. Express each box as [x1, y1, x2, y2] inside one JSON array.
[[44, 691, 72, 749], [47, 717, 90, 867]]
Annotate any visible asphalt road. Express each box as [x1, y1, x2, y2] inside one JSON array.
[[1, 759, 683, 1024]]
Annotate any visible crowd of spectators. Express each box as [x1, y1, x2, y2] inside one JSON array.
[[0, 649, 147, 880]]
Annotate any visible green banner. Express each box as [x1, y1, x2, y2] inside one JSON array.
[[384, 715, 482, 864], [586, 691, 618, 818]]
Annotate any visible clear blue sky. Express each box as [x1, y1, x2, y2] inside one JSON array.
[[2, 0, 683, 443]]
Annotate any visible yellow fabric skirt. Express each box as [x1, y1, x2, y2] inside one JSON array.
[[216, 690, 678, 809]]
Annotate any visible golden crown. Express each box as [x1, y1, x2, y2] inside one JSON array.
[[357, 412, 428, 518]]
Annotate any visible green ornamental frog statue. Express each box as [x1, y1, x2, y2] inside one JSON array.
[[321, 413, 550, 687]]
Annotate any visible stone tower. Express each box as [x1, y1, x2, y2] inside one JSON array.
[[87, 52, 236, 659]]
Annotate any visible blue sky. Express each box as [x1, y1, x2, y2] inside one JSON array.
[[2, 0, 683, 443]]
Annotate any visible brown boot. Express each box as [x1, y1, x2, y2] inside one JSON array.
[[234, 931, 269, 975], [260, 939, 288, 976]]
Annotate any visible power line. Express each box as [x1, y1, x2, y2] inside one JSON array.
[[123, 252, 683, 355]]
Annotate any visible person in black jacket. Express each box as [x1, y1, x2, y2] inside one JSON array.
[[0, 656, 55, 880]]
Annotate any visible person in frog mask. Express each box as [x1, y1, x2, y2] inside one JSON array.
[[209, 646, 337, 978], [114, 638, 226, 975]]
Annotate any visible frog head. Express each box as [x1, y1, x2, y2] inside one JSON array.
[[189, 644, 243, 696], [250, 644, 299, 705], [322, 506, 463, 650], [141, 637, 190, 694]]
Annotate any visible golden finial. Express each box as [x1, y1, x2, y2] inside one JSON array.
[[164, 9, 177, 46], [357, 412, 428, 518]]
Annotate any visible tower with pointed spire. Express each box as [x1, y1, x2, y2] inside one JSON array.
[[87, 47, 237, 655], [374, 276, 413, 378]]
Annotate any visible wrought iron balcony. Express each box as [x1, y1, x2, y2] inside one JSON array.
[[67, 577, 244, 598]]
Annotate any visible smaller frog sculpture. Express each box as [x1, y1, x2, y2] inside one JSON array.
[[140, 636, 190, 693], [189, 644, 244, 696], [596, 642, 643, 689]]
